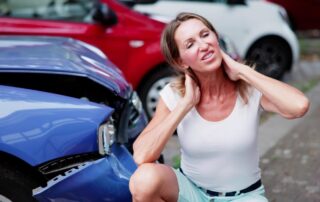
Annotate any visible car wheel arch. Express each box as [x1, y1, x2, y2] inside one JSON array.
[[0, 151, 46, 184], [246, 35, 293, 68], [245, 35, 293, 79], [137, 62, 170, 90], [137, 63, 175, 118]]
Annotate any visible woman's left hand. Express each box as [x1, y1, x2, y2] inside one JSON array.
[[221, 50, 310, 119], [221, 50, 245, 81]]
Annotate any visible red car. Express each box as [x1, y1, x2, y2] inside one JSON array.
[[0, 0, 167, 117], [267, 0, 320, 31], [0, 0, 236, 118]]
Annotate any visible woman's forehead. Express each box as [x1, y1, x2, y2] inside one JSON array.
[[174, 19, 208, 43]]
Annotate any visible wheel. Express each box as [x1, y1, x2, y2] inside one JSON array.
[[0, 164, 39, 202], [245, 37, 292, 79], [138, 66, 176, 118]]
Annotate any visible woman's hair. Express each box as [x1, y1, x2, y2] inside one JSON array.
[[160, 12, 250, 104]]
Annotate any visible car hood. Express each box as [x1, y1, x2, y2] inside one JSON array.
[[0, 85, 113, 166], [0, 36, 131, 99]]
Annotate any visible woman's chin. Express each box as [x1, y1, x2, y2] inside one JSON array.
[[205, 58, 223, 72]]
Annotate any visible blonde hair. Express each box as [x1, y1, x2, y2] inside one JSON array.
[[160, 12, 249, 104]]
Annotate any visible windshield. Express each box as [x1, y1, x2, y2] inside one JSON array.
[[0, 0, 98, 22]]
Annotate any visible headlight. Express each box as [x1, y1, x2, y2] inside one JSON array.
[[126, 91, 148, 140], [131, 91, 143, 114], [98, 118, 116, 155]]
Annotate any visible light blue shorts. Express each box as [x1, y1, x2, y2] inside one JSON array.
[[173, 168, 268, 202]]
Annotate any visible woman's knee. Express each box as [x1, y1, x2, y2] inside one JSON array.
[[129, 163, 164, 199]]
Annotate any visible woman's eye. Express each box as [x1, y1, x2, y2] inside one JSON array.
[[186, 43, 193, 49], [202, 32, 209, 37]]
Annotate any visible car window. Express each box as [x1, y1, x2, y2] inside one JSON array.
[[0, 0, 96, 22]]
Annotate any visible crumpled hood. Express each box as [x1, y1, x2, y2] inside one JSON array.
[[0, 36, 131, 99]]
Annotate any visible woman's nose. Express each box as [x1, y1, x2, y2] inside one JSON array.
[[198, 40, 209, 51]]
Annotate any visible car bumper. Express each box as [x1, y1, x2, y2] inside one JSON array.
[[33, 144, 137, 202]]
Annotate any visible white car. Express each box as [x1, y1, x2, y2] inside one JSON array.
[[134, 0, 299, 79]]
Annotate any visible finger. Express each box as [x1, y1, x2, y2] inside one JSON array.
[[185, 74, 191, 85], [185, 73, 195, 86], [221, 51, 231, 61], [195, 86, 201, 103], [220, 48, 226, 55], [184, 74, 193, 91]]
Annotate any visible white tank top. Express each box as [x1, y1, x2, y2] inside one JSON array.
[[160, 83, 263, 192]]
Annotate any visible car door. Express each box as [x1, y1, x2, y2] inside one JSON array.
[[0, 0, 130, 70], [33, 144, 137, 201]]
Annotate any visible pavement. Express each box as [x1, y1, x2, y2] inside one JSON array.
[[161, 59, 320, 202], [260, 80, 320, 202]]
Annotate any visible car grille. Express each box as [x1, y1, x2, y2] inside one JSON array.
[[38, 153, 100, 180]]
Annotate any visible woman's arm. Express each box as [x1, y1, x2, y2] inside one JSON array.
[[222, 51, 310, 119], [133, 75, 200, 165]]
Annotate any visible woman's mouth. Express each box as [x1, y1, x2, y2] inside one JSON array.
[[201, 50, 214, 61]]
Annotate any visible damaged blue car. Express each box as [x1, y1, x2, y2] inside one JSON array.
[[0, 36, 148, 201]]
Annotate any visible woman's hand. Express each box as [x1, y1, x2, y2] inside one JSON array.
[[221, 50, 246, 81], [181, 74, 201, 110], [221, 49, 309, 119]]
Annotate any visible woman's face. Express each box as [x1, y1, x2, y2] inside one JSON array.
[[174, 18, 222, 73]]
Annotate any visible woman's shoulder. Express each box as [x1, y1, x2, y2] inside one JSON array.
[[160, 82, 182, 96], [159, 82, 181, 111]]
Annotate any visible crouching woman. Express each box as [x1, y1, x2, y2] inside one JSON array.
[[129, 12, 309, 202]]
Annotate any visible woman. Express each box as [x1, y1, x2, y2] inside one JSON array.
[[129, 12, 309, 202]]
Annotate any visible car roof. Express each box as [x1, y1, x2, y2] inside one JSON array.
[[0, 36, 131, 98]]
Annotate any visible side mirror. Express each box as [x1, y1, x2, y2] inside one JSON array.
[[92, 3, 117, 26], [226, 0, 246, 5]]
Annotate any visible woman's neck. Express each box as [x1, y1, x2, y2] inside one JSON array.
[[196, 68, 236, 103]]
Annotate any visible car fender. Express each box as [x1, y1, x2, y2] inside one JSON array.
[[124, 40, 165, 89]]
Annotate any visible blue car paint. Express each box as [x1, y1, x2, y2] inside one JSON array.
[[0, 85, 113, 166], [33, 144, 137, 202], [0, 36, 147, 201], [0, 36, 131, 99]]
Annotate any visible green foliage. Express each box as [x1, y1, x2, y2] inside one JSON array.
[[172, 155, 181, 169], [293, 77, 320, 93]]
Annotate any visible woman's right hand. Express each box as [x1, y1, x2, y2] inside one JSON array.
[[181, 74, 201, 110]]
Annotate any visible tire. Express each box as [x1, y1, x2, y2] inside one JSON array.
[[0, 164, 39, 202], [245, 37, 292, 79], [138, 66, 176, 119]]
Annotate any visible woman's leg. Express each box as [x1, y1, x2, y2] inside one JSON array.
[[231, 194, 268, 202], [129, 163, 179, 202], [231, 186, 268, 202]]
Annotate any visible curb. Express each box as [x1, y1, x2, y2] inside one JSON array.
[[258, 82, 320, 157]]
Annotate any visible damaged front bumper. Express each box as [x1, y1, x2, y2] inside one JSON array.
[[33, 144, 137, 202]]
